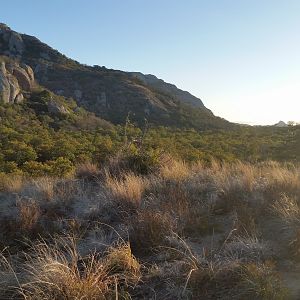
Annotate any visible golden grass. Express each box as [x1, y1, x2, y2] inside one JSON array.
[[31, 177, 55, 201], [106, 172, 148, 206], [105, 242, 141, 283], [0, 174, 24, 193], [20, 237, 140, 300], [212, 162, 258, 196], [264, 166, 300, 198], [0, 159, 299, 298], [272, 194, 300, 226], [159, 159, 190, 181], [53, 179, 78, 206], [29, 177, 78, 206], [75, 162, 100, 180], [167, 234, 286, 299]]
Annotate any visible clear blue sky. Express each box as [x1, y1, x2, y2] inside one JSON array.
[[1, 0, 299, 125]]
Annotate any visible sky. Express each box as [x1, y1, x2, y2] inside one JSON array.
[[1, 0, 299, 125]]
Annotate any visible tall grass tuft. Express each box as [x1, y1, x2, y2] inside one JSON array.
[[106, 172, 148, 206], [21, 236, 141, 300]]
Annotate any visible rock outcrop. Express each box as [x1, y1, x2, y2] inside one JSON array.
[[11, 64, 34, 91], [0, 61, 35, 103], [47, 100, 69, 115], [0, 23, 24, 57]]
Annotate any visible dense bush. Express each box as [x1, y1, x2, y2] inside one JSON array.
[[0, 94, 299, 176]]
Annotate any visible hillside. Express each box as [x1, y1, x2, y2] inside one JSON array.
[[0, 24, 299, 177], [1, 20, 300, 300], [0, 23, 232, 129], [129, 72, 208, 109]]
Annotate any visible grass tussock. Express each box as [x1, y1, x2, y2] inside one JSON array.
[[0, 250, 19, 298], [75, 162, 100, 181], [17, 199, 41, 232], [19, 237, 141, 300], [129, 210, 175, 255], [30, 177, 56, 201], [272, 194, 300, 226], [0, 174, 24, 193], [241, 262, 288, 300], [0, 160, 299, 298], [106, 172, 148, 207], [159, 159, 190, 181]]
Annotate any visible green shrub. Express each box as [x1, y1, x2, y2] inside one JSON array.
[[124, 149, 161, 175], [0, 161, 22, 174], [4, 141, 37, 165], [22, 161, 51, 177], [47, 157, 75, 177]]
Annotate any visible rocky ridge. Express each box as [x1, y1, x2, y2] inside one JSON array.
[[130, 72, 206, 109], [0, 23, 24, 58], [0, 23, 233, 129]]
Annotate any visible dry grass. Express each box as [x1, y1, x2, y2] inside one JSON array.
[[105, 242, 141, 283], [129, 210, 175, 254], [272, 194, 300, 226], [165, 233, 284, 299], [17, 199, 41, 232], [0, 250, 20, 298], [265, 164, 300, 188], [75, 162, 100, 181], [0, 173, 24, 193], [241, 262, 288, 300], [29, 177, 56, 201], [159, 159, 190, 181], [213, 162, 258, 203], [272, 194, 300, 259], [19, 237, 140, 300], [223, 235, 268, 262], [0, 160, 299, 298], [165, 234, 243, 299], [19, 177, 80, 209], [0, 198, 43, 248], [53, 179, 79, 206], [146, 182, 214, 238], [106, 172, 148, 206]]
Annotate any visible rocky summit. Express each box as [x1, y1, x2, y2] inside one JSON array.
[[0, 23, 232, 129], [0, 23, 24, 57]]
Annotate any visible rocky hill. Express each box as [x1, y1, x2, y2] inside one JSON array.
[[274, 121, 288, 127], [0, 23, 233, 129]]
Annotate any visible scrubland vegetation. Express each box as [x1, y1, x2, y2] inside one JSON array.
[[0, 86, 299, 299], [0, 155, 299, 299], [0, 90, 299, 178]]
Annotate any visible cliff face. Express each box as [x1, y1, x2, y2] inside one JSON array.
[[0, 24, 232, 129], [0, 59, 35, 104]]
